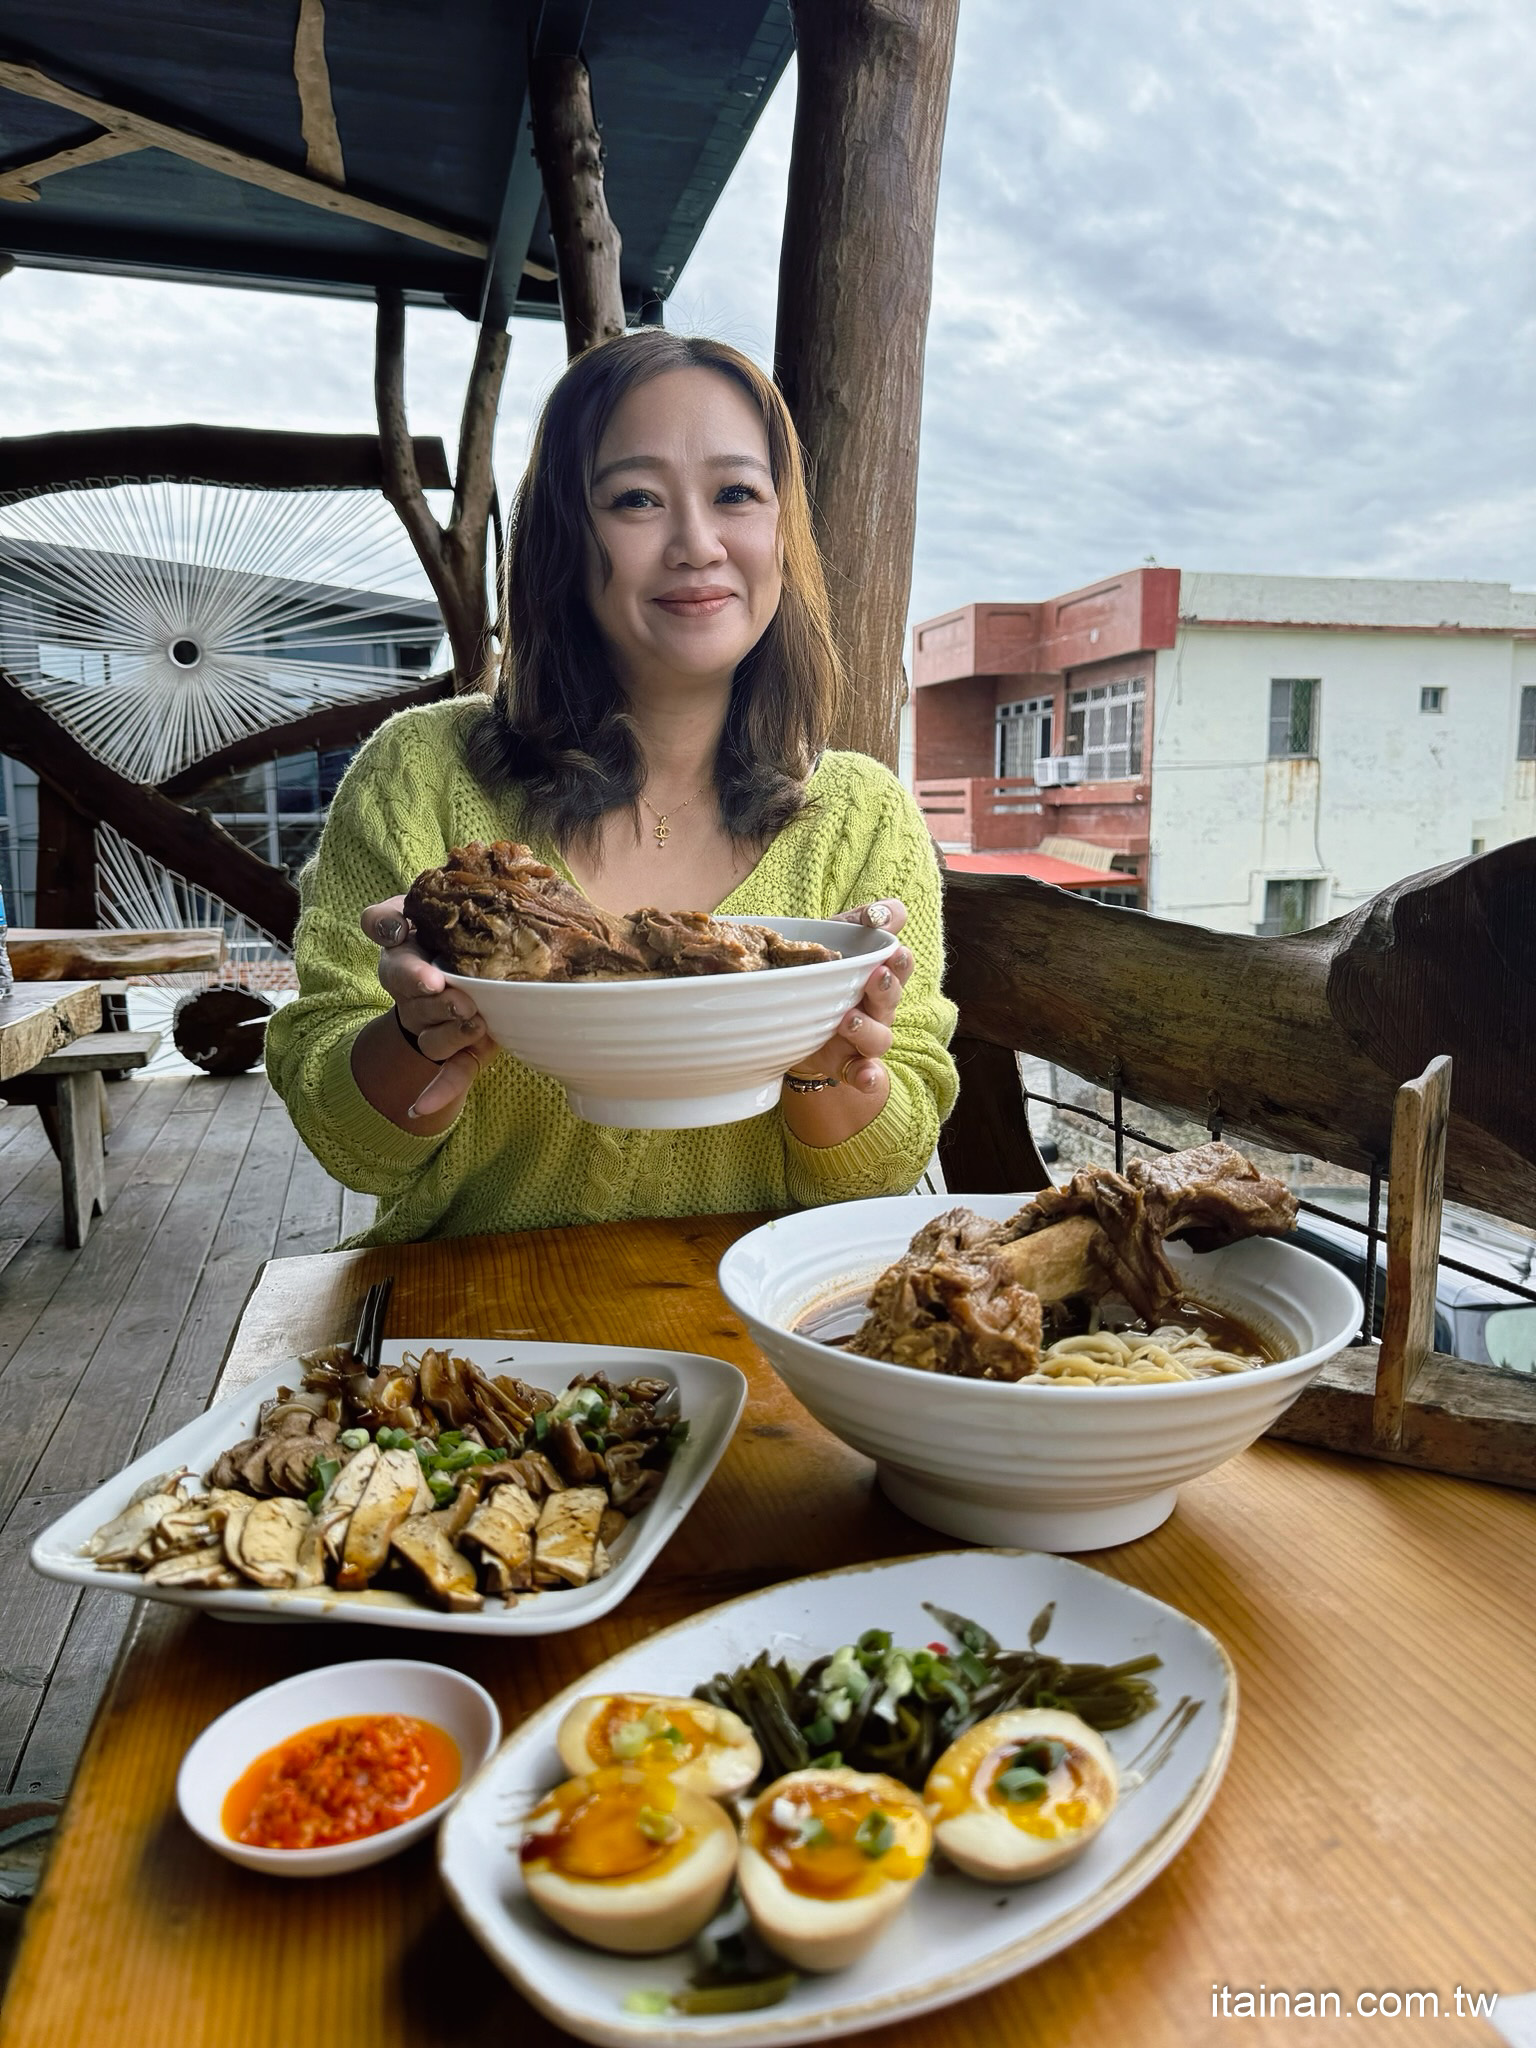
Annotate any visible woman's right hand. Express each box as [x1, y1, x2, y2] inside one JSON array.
[[361, 896, 493, 1120]]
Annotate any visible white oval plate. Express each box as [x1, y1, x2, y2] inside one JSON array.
[[438, 1550, 1236, 2046], [30, 1340, 746, 1636]]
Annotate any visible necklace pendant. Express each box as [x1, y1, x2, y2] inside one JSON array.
[[653, 819, 670, 847]]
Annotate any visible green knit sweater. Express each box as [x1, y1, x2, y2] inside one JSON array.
[[265, 699, 958, 1245]]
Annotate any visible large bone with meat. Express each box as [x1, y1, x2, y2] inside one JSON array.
[[849, 1144, 1297, 1381]]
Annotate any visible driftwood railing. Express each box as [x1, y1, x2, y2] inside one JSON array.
[[936, 839, 1536, 1490]]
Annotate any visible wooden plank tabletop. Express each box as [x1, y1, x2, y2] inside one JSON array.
[[2, 1216, 1530, 2047], [7, 929, 226, 981], [0, 984, 101, 1086]]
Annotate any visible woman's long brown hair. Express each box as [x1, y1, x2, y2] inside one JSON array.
[[466, 330, 844, 856]]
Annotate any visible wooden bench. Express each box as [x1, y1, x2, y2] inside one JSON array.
[[2, 1031, 161, 1248]]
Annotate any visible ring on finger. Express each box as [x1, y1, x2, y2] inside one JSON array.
[[840, 1054, 872, 1086]]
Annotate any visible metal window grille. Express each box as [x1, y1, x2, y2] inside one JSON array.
[[996, 697, 1052, 778], [1519, 685, 1536, 760], [1269, 678, 1319, 757], [1064, 678, 1144, 780], [1420, 686, 1445, 713]]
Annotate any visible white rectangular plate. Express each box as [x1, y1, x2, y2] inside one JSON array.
[[30, 1340, 746, 1636], [438, 1549, 1237, 2046]]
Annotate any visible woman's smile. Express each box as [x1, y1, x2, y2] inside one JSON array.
[[652, 585, 737, 619]]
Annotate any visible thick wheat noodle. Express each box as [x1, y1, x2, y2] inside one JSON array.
[[1025, 1326, 1261, 1386]]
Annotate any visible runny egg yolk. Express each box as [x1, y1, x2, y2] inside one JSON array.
[[748, 1777, 929, 1899], [929, 1730, 1113, 1841], [587, 1697, 714, 1772], [520, 1767, 692, 1884]]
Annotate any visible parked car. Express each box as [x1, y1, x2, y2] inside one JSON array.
[[1292, 1188, 1536, 1373]]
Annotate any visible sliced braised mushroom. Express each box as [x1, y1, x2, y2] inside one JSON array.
[[390, 1510, 483, 1612], [316, 1441, 379, 1561], [460, 1481, 539, 1596], [337, 1448, 422, 1588], [546, 1418, 599, 1485], [531, 1484, 606, 1588], [84, 1490, 186, 1565], [222, 1495, 254, 1571], [142, 1544, 240, 1589], [235, 1496, 313, 1588], [598, 1506, 628, 1549]]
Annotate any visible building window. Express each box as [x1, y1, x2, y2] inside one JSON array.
[[1420, 686, 1445, 713], [1065, 677, 1144, 781], [1079, 884, 1142, 909], [1519, 685, 1536, 759], [1269, 678, 1319, 757], [1258, 878, 1321, 936], [996, 697, 1053, 778]]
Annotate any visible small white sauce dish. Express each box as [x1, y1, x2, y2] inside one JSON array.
[[177, 1657, 501, 1877]]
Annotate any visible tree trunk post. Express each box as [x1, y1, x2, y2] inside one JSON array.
[[374, 289, 510, 693], [530, 52, 627, 358], [775, 0, 961, 768]]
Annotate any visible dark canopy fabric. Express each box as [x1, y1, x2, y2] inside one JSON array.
[[0, 0, 792, 321]]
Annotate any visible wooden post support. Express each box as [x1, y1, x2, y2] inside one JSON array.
[[55, 1071, 109, 1249], [1372, 1055, 1453, 1453], [530, 52, 627, 358]]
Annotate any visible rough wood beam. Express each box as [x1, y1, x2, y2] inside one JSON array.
[[0, 128, 142, 202], [530, 52, 626, 357], [156, 673, 455, 798], [0, 667, 298, 944], [937, 843, 1536, 1230], [0, 422, 451, 499], [293, 0, 345, 186], [0, 57, 485, 257], [776, 0, 962, 768]]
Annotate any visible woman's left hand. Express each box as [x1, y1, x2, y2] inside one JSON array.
[[788, 899, 914, 1094]]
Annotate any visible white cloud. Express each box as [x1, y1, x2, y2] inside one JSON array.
[[0, 0, 1531, 630]]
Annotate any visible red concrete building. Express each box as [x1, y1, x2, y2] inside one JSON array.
[[910, 567, 1179, 904]]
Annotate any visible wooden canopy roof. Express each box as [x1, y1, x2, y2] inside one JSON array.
[[0, 0, 792, 323]]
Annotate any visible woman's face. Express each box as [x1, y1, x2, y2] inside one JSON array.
[[584, 367, 783, 696]]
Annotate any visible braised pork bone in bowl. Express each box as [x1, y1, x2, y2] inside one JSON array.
[[717, 1145, 1363, 1551], [404, 842, 899, 1130]]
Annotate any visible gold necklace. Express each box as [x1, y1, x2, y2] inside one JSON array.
[[638, 786, 706, 848]]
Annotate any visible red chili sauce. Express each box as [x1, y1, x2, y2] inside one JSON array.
[[221, 1713, 460, 1850]]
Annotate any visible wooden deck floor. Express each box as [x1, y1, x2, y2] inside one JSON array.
[[0, 1071, 372, 1806]]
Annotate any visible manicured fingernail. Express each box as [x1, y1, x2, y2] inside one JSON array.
[[844, 1012, 863, 1033], [376, 915, 405, 946], [864, 902, 892, 929], [879, 970, 894, 992]]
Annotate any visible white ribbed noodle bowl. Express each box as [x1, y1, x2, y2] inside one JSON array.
[[717, 1194, 1363, 1551], [444, 917, 899, 1129]]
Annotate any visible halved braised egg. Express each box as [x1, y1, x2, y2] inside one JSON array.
[[924, 1707, 1118, 1881], [556, 1693, 761, 1801], [519, 1765, 738, 1954], [738, 1766, 932, 1973]]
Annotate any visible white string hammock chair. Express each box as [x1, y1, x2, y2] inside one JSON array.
[[0, 477, 447, 972]]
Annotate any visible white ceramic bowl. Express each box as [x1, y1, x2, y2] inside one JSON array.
[[717, 1194, 1363, 1553], [177, 1658, 501, 1876], [443, 916, 899, 1129]]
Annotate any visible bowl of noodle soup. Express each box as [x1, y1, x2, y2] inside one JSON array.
[[717, 1193, 1362, 1552]]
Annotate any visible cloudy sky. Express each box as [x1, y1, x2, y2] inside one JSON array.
[[1, 0, 1532, 628]]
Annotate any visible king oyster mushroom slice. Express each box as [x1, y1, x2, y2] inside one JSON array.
[[315, 1441, 380, 1561], [531, 1484, 607, 1589], [337, 1448, 424, 1589], [153, 1488, 248, 1557], [142, 1544, 240, 1590], [234, 1496, 314, 1589], [460, 1480, 540, 1598], [390, 1479, 485, 1612], [221, 1495, 254, 1572], [84, 1487, 189, 1566]]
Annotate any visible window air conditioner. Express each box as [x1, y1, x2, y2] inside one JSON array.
[[1033, 756, 1087, 788]]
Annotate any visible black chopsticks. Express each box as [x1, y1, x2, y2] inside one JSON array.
[[351, 1277, 394, 1371]]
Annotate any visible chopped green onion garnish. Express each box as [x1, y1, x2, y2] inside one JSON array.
[[857, 1628, 892, 1660], [854, 1810, 896, 1857], [312, 1456, 340, 1496], [955, 1647, 992, 1687], [806, 1750, 843, 1770], [995, 1765, 1049, 1803], [428, 1473, 455, 1504], [337, 1427, 369, 1452], [305, 1486, 324, 1513], [533, 1410, 550, 1441], [635, 1806, 679, 1844], [1015, 1739, 1067, 1776], [622, 1989, 671, 2016], [792, 1816, 835, 1849], [437, 1430, 463, 1450], [802, 1715, 836, 1749]]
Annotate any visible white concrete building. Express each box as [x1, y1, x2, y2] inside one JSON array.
[[1150, 574, 1536, 931], [910, 568, 1536, 932]]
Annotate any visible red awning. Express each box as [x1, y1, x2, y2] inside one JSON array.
[[940, 850, 1120, 889]]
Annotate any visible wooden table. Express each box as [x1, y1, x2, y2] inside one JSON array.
[[0, 982, 102, 1087], [6, 928, 226, 982], [2, 1217, 1529, 2047]]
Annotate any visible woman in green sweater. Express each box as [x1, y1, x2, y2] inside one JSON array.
[[265, 331, 957, 1244]]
